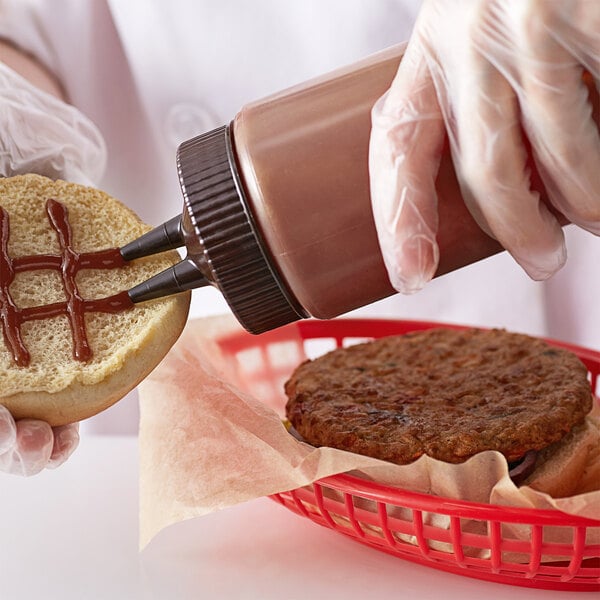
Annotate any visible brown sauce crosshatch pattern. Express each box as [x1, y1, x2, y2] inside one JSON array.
[[0, 199, 134, 367]]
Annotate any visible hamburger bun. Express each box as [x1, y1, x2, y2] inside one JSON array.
[[0, 174, 190, 426], [522, 407, 600, 497]]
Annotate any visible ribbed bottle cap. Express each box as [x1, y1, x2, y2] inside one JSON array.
[[177, 125, 306, 334]]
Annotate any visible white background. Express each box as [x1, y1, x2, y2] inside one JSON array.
[[0, 435, 586, 600]]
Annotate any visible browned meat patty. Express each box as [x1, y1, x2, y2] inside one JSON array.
[[285, 328, 593, 464]]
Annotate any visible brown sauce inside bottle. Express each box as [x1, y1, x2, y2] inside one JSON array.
[[0, 199, 133, 367]]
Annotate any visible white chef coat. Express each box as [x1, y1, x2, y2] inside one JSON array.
[[0, 0, 598, 433]]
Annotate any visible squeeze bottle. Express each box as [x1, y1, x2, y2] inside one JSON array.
[[123, 45, 593, 333]]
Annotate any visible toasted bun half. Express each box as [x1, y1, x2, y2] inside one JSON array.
[[522, 408, 600, 497], [0, 174, 190, 426]]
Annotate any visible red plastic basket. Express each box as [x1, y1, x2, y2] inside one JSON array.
[[217, 318, 600, 591]]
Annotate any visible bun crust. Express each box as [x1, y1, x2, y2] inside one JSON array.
[[0, 174, 190, 425], [523, 411, 600, 497]]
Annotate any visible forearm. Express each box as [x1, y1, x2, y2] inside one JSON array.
[[0, 38, 65, 100], [0, 38, 106, 185]]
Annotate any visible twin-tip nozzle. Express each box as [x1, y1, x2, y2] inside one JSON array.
[[120, 215, 209, 303]]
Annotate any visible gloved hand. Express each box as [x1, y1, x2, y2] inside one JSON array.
[[0, 406, 80, 476], [369, 0, 599, 294], [0, 60, 106, 475]]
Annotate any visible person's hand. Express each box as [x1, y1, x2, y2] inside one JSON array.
[[369, 0, 599, 294], [0, 406, 80, 476], [0, 60, 105, 474], [0, 60, 106, 184]]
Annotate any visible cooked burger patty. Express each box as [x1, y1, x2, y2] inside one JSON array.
[[284, 328, 593, 464]]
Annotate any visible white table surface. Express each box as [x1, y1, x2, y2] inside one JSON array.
[[0, 435, 589, 600]]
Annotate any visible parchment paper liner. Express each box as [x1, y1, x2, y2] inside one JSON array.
[[138, 316, 600, 559]]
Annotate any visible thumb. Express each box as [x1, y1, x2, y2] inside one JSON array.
[[369, 42, 445, 293]]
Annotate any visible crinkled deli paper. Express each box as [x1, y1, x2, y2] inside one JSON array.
[[138, 316, 599, 549]]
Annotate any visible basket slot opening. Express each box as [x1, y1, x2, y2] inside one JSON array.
[[303, 338, 336, 360], [493, 522, 567, 576], [265, 340, 304, 369], [231, 341, 301, 412], [342, 337, 373, 348], [458, 517, 493, 559], [540, 524, 585, 560], [233, 347, 264, 374]]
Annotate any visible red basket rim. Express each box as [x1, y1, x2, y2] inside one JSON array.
[[295, 317, 600, 363]]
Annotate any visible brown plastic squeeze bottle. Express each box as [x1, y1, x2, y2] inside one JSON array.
[[124, 44, 595, 334]]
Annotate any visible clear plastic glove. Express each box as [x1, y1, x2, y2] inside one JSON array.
[[0, 61, 105, 474], [369, 0, 599, 294], [0, 406, 80, 476]]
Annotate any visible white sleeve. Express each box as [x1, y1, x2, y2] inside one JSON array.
[[0, 0, 64, 75], [0, 0, 118, 106]]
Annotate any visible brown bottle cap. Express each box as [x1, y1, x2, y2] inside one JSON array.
[[177, 125, 307, 333]]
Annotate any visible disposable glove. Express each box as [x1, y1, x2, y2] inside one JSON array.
[[0, 60, 106, 475], [369, 0, 599, 294], [0, 406, 80, 476]]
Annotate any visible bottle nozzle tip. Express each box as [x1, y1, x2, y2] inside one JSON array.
[[121, 215, 184, 261], [129, 259, 208, 303]]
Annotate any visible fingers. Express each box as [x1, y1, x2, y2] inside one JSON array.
[[449, 35, 566, 279], [47, 423, 80, 469], [0, 419, 54, 476], [511, 5, 600, 235], [369, 40, 445, 293], [0, 405, 79, 475], [550, 0, 600, 80], [0, 405, 17, 454]]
